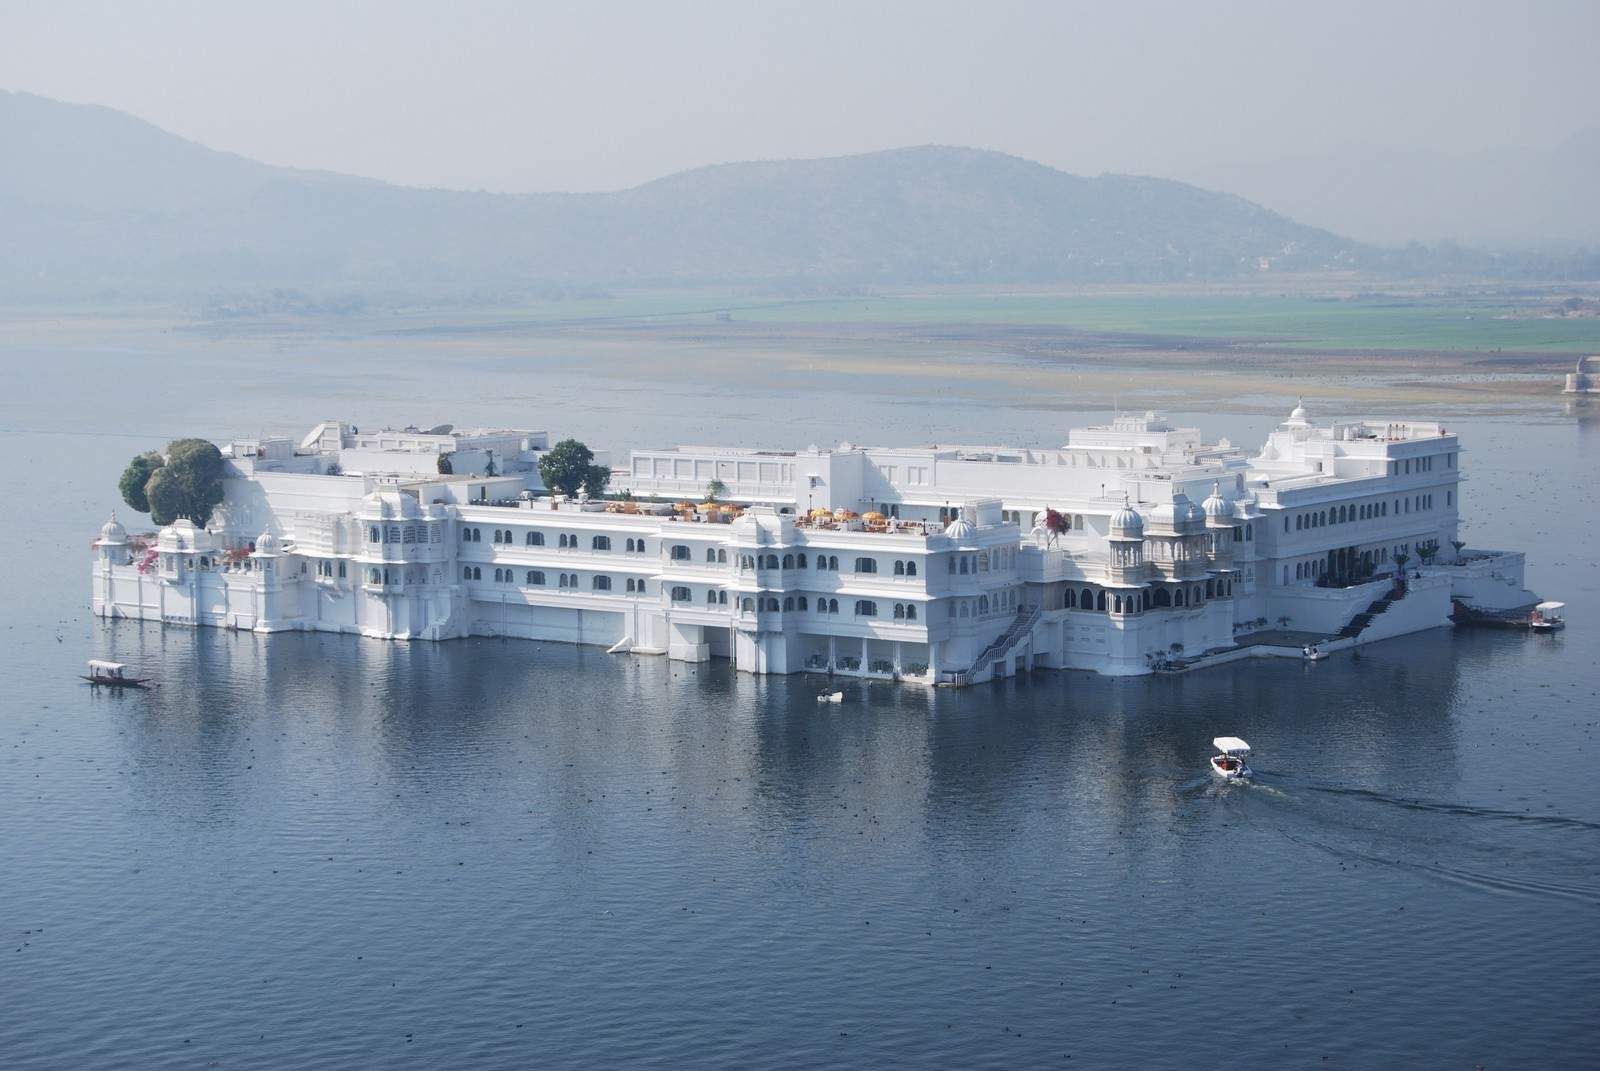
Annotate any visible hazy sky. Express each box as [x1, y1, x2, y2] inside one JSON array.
[[4, 0, 1598, 193]]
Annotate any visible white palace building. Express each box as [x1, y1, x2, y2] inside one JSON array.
[[92, 404, 1539, 683]]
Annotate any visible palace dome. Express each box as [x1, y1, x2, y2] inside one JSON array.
[[157, 517, 214, 553], [99, 514, 127, 544], [943, 517, 976, 542], [1109, 501, 1144, 537], [1201, 481, 1231, 520], [1149, 491, 1203, 529], [254, 531, 280, 555]]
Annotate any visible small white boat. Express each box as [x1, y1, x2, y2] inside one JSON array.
[[1303, 644, 1328, 661], [1529, 601, 1565, 633], [1209, 736, 1252, 779], [82, 659, 151, 688], [817, 691, 844, 704]]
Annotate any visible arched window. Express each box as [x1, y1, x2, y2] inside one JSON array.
[[855, 600, 876, 617], [1296, 515, 1303, 531], [906, 561, 917, 576], [718, 591, 728, 605], [797, 596, 807, 611], [742, 598, 754, 613], [894, 603, 905, 619], [784, 596, 794, 611], [628, 538, 637, 552], [979, 595, 989, 614], [527, 531, 544, 546], [959, 558, 969, 575], [959, 602, 969, 617], [829, 556, 839, 570], [473, 566, 482, 580], [765, 597, 780, 612], [906, 604, 916, 621], [705, 588, 717, 604], [464, 566, 473, 581], [855, 557, 877, 574], [671, 585, 690, 602], [671, 545, 691, 561], [558, 574, 569, 588], [592, 535, 610, 551], [1175, 589, 1185, 606], [764, 554, 779, 570], [782, 554, 794, 569], [493, 568, 503, 582], [706, 547, 717, 562], [1081, 587, 1094, 608], [796, 553, 806, 568], [716, 549, 726, 563], [592, 575, 611, 591], [978, 551, 990, 571], [528, 570, 544, 585], [371, 526, 382, 543], [894, 560, 905, 575], [1065, 589, 1076, 608], [828, 598, 839, 614], [1096, 590, 1107, 611], [493, 530, 503, 544]]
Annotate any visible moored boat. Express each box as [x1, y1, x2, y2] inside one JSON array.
[[1529, 601, 1565, 633]]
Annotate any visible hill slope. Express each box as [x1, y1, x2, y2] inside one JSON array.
[[2, 90, 1364, 295]]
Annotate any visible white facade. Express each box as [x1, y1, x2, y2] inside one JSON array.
[[92, 404, 1538, 682]]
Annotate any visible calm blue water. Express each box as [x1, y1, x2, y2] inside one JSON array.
[[2, 325, 1597, 1067]]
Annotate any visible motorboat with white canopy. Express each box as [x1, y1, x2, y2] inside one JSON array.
[[1209, 736, 1252, 779], [1529, 602, 1565, 633], [82, 660, 151, 687]]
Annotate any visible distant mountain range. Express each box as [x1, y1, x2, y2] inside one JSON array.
[[1, 91, 1594, 299]]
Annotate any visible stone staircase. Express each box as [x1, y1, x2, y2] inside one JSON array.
[[1337, 582, 1407, 640], [956, 605, 1041, 683]]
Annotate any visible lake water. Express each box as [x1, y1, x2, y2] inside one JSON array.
[[2, 320, 1597, 1067]]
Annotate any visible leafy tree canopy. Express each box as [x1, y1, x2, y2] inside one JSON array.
[[144, 438, 225, 525], [539, 439, 610, 497], [118, 451, 164, 514]]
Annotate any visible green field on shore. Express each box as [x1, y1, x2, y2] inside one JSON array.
[[369, 290, 1600, 355]]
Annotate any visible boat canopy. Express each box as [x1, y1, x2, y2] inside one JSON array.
[[87, 660, 128, 675], [1535, 602, 1565, 612], [1213, 736, 1251, 755]]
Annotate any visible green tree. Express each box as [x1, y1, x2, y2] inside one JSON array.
[[539, 439, 610, 497], [145, 438, 226, 525], [437, 452, 454, 475], [118, 451, 164, 514], [705, 478, 727, 502]]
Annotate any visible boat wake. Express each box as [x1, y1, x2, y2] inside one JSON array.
[[1278, 828, 1600, 905], [1303, 785, 1600, 833]]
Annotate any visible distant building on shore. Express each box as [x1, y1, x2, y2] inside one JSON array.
[[1565, 356, 1600, 394]]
